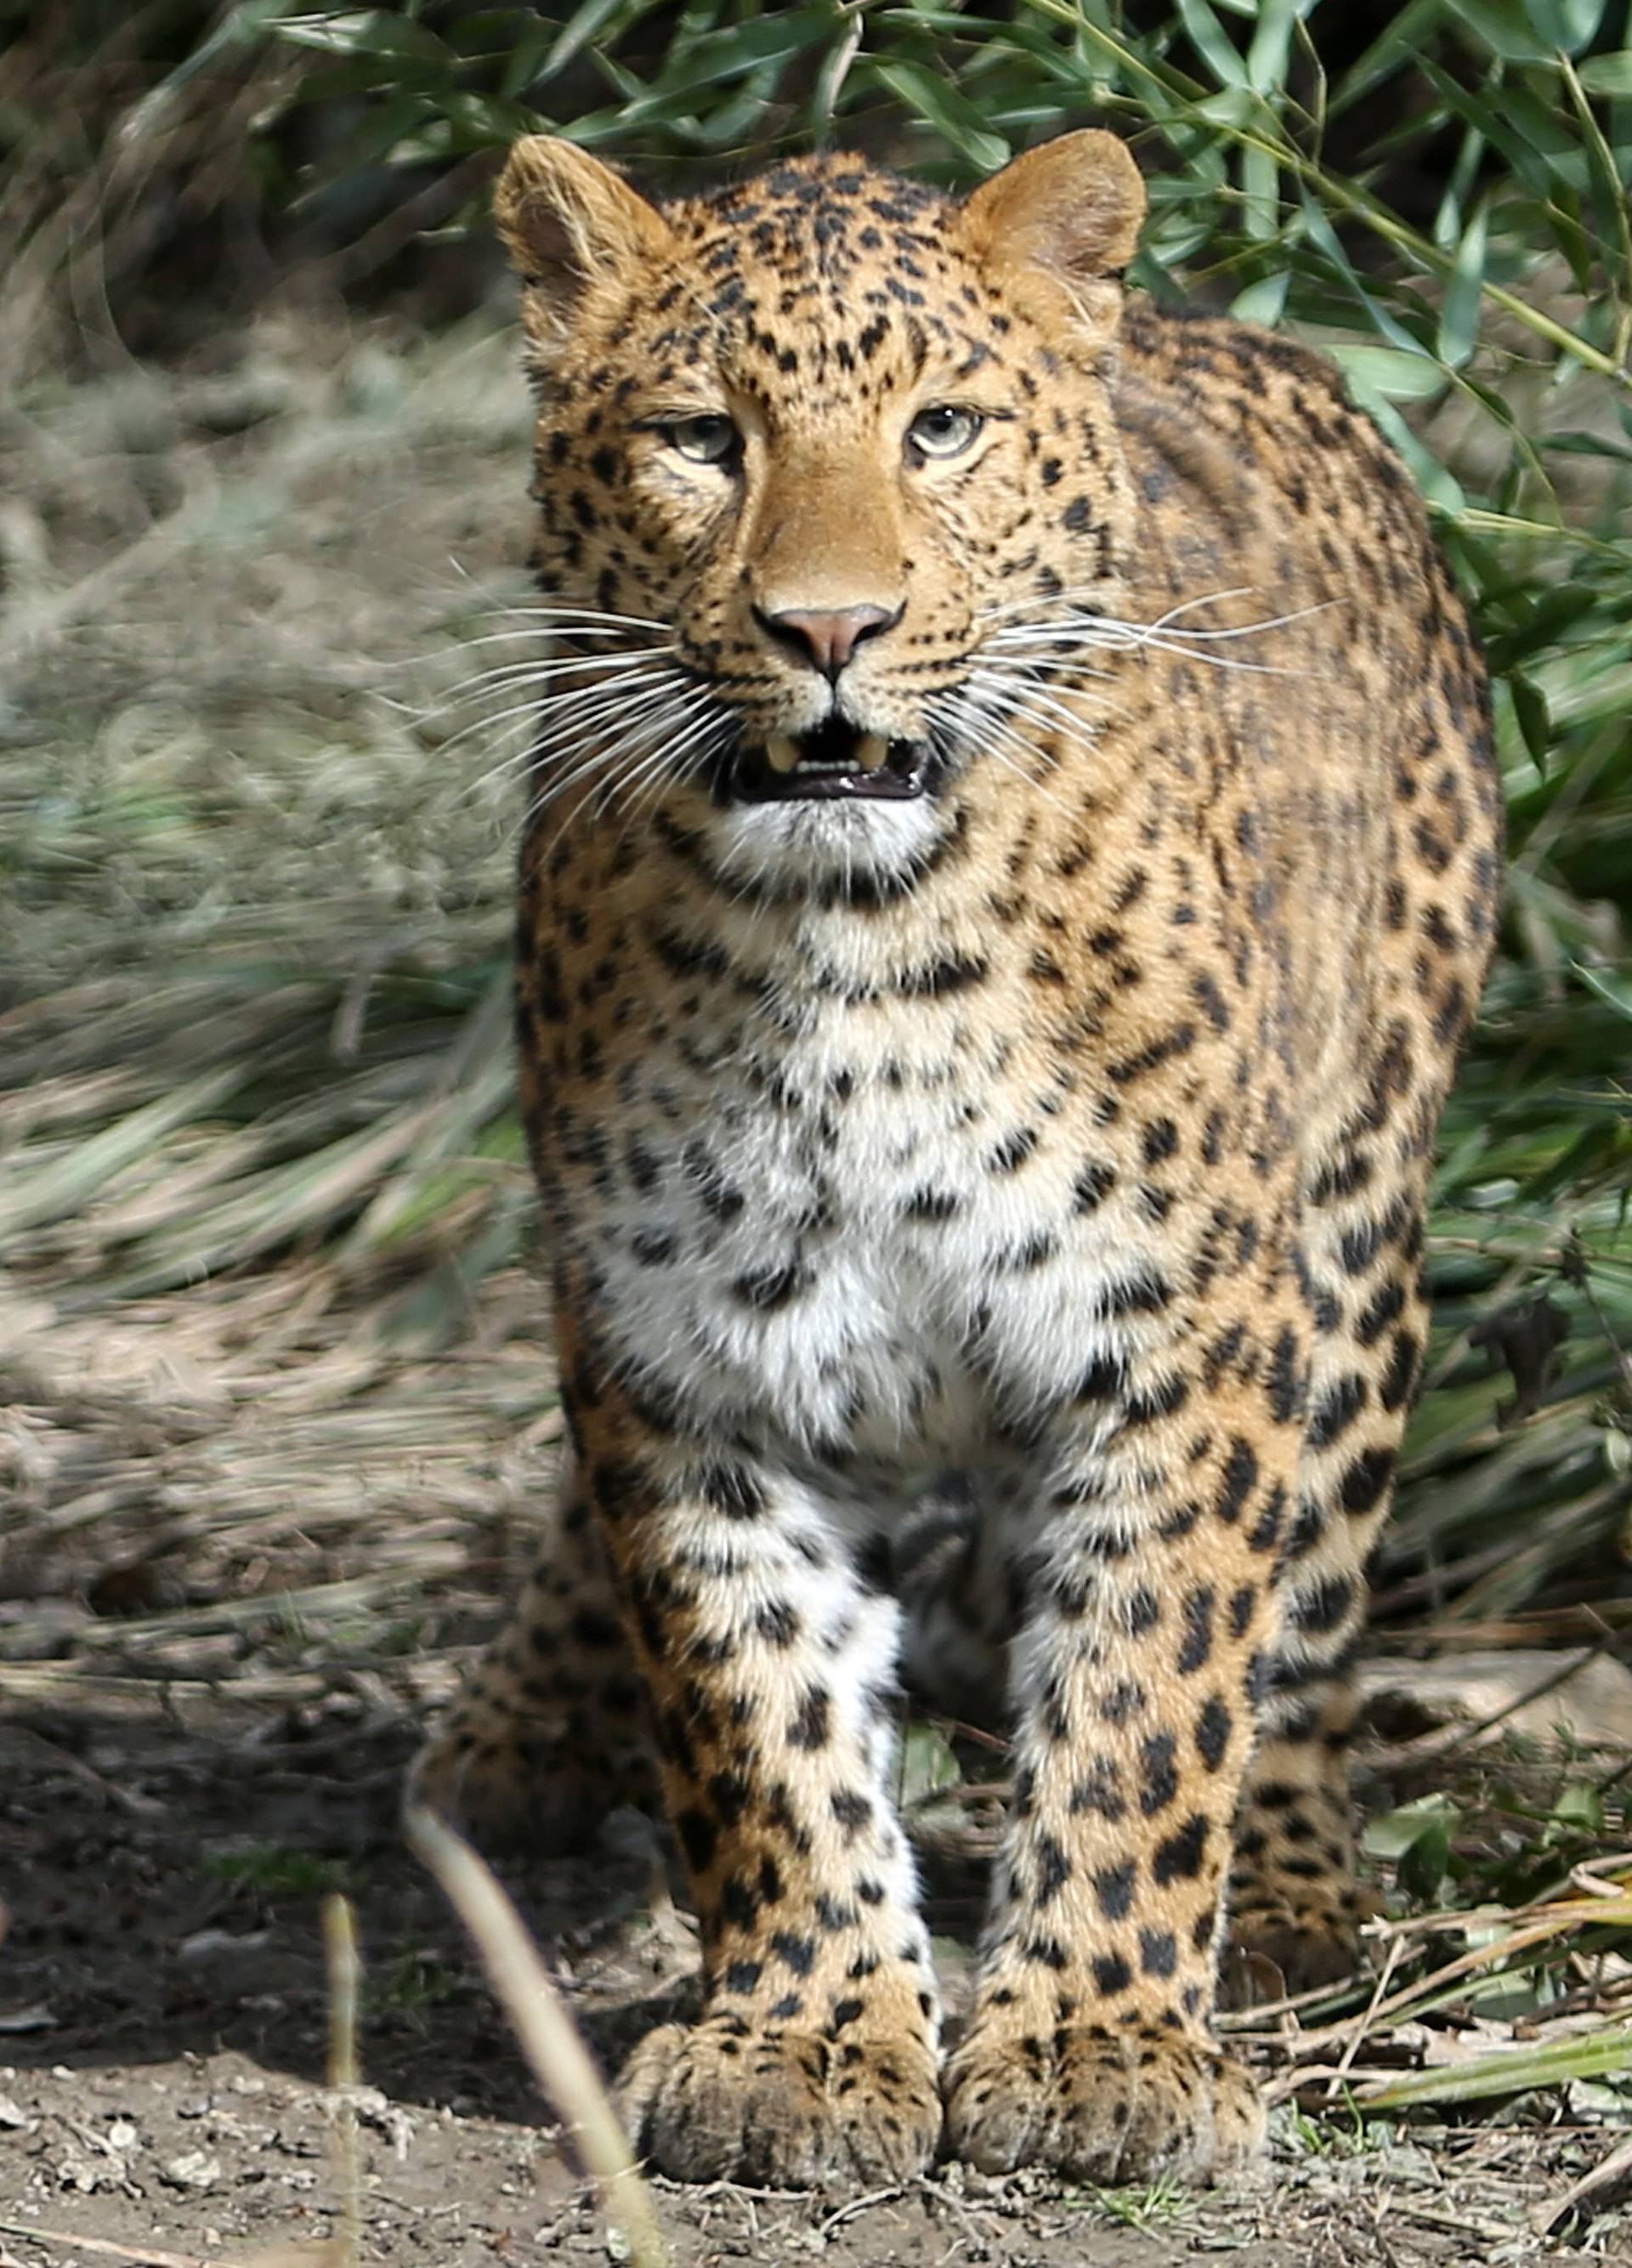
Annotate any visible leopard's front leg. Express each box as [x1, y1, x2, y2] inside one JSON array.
[[569, 1364, 942, 2187], [945, 1397, 1292, 2186]]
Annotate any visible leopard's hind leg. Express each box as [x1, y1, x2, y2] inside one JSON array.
[[410, 1454, 659, 1846], [1225, 1154, 1430, 2002]]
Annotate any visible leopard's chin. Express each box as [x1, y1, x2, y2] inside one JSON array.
[[721, 719, 935, 804]]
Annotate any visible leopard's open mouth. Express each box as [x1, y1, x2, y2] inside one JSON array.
[[726, 718, 932, 803]]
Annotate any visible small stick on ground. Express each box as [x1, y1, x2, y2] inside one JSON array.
[[1539, 2128, 1632, 2237], [405, 1800, 669, 2268], [0, 2223, 209, 2268]]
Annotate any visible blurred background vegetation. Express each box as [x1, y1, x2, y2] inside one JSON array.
[[2, 0, 1629, 1663]]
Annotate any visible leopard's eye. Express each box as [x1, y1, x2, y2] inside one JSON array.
[[907, 404, 984, 462], [663, 414, 740, 466]]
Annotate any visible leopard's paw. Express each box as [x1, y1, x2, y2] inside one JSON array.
[[618, 2014, 942, 2187], [944, 2016, 1263, 2185], [1222, 1887, 1378, 2007], [407, 1702, 658, 1851]]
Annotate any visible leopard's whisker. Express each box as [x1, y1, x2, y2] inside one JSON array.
[[378, 629, 676, 687], [1143, 596, 1339, 639], [989, 627, 1312, 678], [976, 646, 1119, 684], [1113, 632, 1310, 678], [535, 712, 700, 854], [439, 570, 672, 633], [530, 736, 668, 836], [592, 695, 720, 822], [978, 578, 1257, 625], [404, 649, 682, 723], [458, 700, 679, 817], [446, 672, 684, 774], [983, 595, 1335, 655], [969, 667, 1109, 748], [421, 661, 677, 723], [431, 645, 681, 691], [461, 712, 686, 820], [611, 711, 734, 845], [934, 681, 1075, 815], [507, 602, 672, 631]]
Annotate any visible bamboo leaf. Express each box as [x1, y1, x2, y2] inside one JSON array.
[[865, 59, 1012, 170], [1437, 200, 1489, 370]]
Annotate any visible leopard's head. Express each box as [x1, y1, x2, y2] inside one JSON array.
[[496, 131, 1145, 884]]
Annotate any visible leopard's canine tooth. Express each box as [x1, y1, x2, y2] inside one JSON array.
[[765, 735, 801, 773], [855, 734, 890, 771]]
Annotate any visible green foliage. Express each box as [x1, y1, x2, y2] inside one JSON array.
[[204, 1842, 351, 1897], [6, 1, 1631, 1619]]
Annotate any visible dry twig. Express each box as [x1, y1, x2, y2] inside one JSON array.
[[405, 1800, 669, 2268], [322, 1896, 363, 2268], [0, 2225, 210, 2268]]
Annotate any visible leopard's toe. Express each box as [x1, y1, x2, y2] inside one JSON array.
[[1223, 1885, 1380, 2006], [945, 2016, 1263, 2185], [619, 2014, 942, 2188]]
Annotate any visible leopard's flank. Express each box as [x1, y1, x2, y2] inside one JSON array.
[[414, 130, 1502, 2190]]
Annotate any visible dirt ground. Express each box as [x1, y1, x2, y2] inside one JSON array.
[[3, 310, 1630, 2268], [3, 1573, 1618, 2268]]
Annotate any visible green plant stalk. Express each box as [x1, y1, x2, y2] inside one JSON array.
[[1359, 2021, 1632, 2108]]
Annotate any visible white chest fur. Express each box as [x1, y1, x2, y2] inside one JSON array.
[[570, 977, 1159, 1484]]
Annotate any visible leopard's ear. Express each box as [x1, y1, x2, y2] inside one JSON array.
[[496, 136, 675, 341], [958, 131, 1145, 323]]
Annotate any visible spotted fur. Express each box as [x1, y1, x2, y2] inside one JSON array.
[[412, 131, 1502, 2189]]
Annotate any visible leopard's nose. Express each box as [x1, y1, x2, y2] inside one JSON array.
[[753, 601, 902, 681]]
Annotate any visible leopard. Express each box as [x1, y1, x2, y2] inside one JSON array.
[[411, 128, 1502, 2191]]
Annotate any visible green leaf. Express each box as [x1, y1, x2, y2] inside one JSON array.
[[866, 59, 1012, 171], [1414, 56, 1571, 198], [1578, 50, 1632, 94], [1398, 1817, 1453, 1902], [277, 9, 455, 64], [0, 1069, 247, 1240], [1543, 429, 1632, 462], [1363, 2024, 1632, 2110], [1366, 1797, 1457, 1863], [1361, 397, 1468, 510], [898, 1722, 963, 1809], [1522, 0, 1608, 54], [1511, 675, 1554, 768], [1437, 201, 1489, 370], [1240, 140, 1281, 241], [1231, 272, 1290, 324], [1176, 0, 1250, 88], [124, 0, 296, 140], [1295, 196, 1429, 354], [1453, 0, 1559, 62], [1244, 0, 1301, 94], [541, 0, 646, 81], [1328, 343, 1449, 402], [1551, 1780, 1606, 1834], [1188, 83, 1261, 128], [1574, 961, 1632, 1023], [1329, 0, 1451, 111]]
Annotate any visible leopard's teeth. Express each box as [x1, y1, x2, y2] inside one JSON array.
[[765, 734, 801, 774], [855, 734, 890, 771]]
